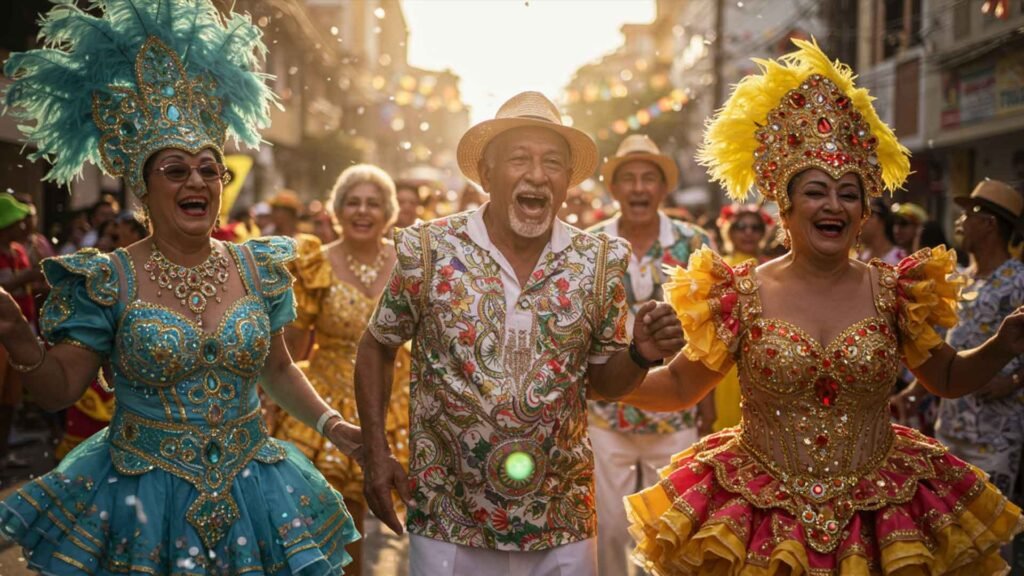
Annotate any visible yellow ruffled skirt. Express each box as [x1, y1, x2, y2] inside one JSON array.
[[626, 426, 1023, 575]]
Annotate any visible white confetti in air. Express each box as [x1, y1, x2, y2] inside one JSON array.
[[237, 536, 248, 546], [291, 518, 302, 528], [99, 511, 109, 521], [242, 468, 252, 478]]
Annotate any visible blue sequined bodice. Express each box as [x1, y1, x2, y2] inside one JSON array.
[[112, 295, 270, 425], [36, 238, 299, 548]]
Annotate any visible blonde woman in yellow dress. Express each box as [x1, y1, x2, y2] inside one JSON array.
[[276, 164, 411, 574]]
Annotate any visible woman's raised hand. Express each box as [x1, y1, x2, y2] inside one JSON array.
[[0, 287, 28, 341]]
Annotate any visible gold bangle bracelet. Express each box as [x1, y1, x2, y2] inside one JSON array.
[[8, 338, 45, 373]]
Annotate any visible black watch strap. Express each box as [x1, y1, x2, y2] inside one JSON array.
[[628, 340, 664, 369]]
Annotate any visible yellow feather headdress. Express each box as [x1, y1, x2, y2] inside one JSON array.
[[697, 38, 910, 213]]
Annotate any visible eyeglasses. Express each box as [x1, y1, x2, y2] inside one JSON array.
[[153, 162, 231, 184], [732, 223, 765, 233]]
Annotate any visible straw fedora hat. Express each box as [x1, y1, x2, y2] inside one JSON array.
[[955, 178, 1024, 234], [457, 91, 597, 188], [600, 134, 679, 191]]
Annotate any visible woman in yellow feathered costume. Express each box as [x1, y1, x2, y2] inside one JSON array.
[[621, 39, 1024, 575]]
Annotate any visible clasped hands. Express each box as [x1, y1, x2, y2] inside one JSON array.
[[631, 300, 685, 364]]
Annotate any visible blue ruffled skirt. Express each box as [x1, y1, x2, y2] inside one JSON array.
[[0, 430, 358, 575]]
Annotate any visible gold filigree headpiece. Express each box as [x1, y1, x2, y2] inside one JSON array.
[[93, 37, 227, 197], [698, 39, 910, 214]]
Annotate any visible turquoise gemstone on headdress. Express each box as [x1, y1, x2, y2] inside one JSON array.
[[162, 85, 175, 97], [119, 122, 137, 137], [166, 104, 181, 122]]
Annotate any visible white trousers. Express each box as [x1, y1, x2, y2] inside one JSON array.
[[408, 534, 597, 576], [590, 425, 698, 576]]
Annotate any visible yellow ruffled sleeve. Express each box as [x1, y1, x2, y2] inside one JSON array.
[[895, 246, 964, 368], [287, 235, 333, 331], [664, 247, 745, 373]]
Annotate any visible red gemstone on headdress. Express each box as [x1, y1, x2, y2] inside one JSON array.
[[767, 348, 777, 358], [815, 434, 829, 448], [787, 133, 800, 147], [750, 325, 763, 340], [836, 96, 850, 109], [768, 161, 778, 171], [814, 376, 839, 407], [817, 118, 833, 134], [790, 92, 807, 108]]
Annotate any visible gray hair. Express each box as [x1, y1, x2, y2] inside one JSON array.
[[328, 164, 398, 228]]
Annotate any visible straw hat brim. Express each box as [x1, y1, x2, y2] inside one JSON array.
[[954, 195, 1024, 233], [457, 118, 598, 188], [601, 153, 679, 192]]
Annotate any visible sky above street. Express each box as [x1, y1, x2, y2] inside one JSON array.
[[404, 0, 656, 124]]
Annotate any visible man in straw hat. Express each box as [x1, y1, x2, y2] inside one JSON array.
[[586, 134, 709, 576], [356, 91, 683, 575], [933, 179, 1024, 509]]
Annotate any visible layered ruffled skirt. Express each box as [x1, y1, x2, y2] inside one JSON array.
[[626, 425, 1023, 575], [0, 430, 358, 575]]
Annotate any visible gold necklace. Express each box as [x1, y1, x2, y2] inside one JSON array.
[[344, 246, 387, 288], [144, 242, 230, 326]]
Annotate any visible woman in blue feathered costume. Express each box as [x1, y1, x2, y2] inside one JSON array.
[[0, 1, 362, 573]]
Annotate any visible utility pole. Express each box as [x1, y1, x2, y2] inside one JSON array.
[[708, 0, 726, 217]]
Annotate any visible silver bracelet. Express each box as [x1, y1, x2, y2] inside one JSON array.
[[325, 418, 361, 456], [315, 408, 342, 436], [8, 338, 45, 373]]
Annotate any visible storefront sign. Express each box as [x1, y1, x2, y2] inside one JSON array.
[[996, 50, 1024, 116], [959, 64, 997, 125]]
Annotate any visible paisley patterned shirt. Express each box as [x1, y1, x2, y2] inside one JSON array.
[[368, 206, 631, 551], [587, 212, 709, 434], [936, 259, 1024, 447]]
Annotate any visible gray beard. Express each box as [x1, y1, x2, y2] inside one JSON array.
[[508, 203, 551, 238]]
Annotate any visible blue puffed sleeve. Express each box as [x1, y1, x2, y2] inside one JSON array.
[[39, 249, 119, 358], [243, 236, 298, 334]]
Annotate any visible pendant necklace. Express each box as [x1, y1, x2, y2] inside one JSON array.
[[144, 241, 230, 327]]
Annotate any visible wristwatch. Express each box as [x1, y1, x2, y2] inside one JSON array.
[[628, 340, 664, 369]]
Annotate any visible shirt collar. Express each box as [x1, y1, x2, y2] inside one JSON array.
[[466, 202, 571, 254], [606, 211, 676, 254]]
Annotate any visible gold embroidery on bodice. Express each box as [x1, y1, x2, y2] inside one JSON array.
[[698, 262, 912, 552], [735, 264, 900, 489]]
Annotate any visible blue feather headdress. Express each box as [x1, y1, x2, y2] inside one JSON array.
[[3, 0, 276, 197]]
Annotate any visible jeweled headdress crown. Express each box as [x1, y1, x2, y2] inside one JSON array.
[[4, 0, 276, 197], [697, 39, 910, 214]]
